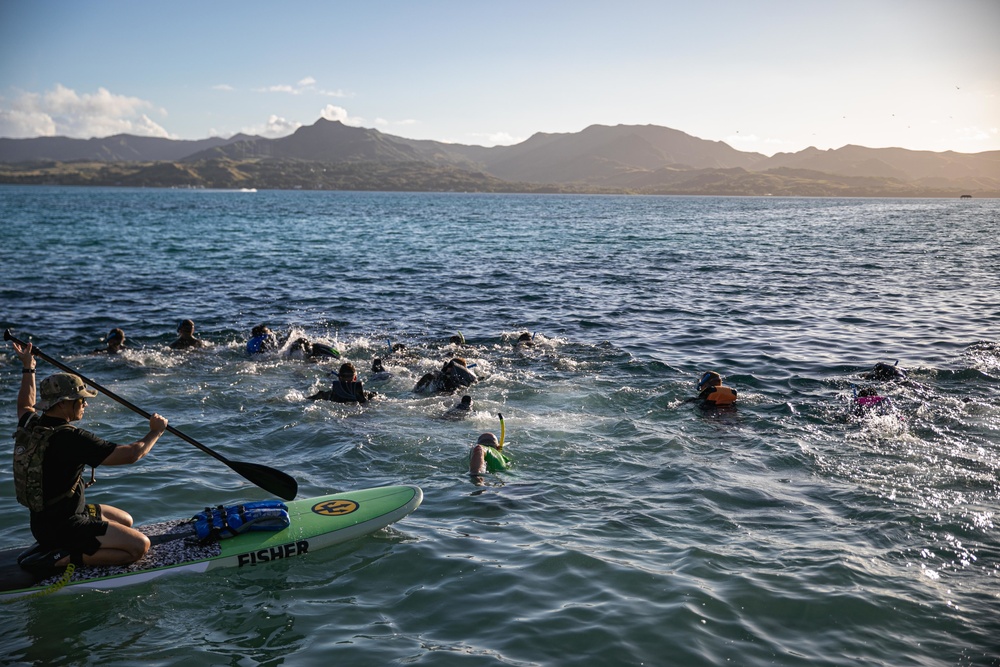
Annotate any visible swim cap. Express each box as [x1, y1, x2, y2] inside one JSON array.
[[476, 433, 499, 448]]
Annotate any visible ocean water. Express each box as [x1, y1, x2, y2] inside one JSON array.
[[0, 186, 998, 666]]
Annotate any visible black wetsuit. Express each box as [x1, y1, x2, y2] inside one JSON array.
[[311, 380, 372, 403]]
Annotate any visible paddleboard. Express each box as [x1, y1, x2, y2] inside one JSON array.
[[0, 484, 422, 600]]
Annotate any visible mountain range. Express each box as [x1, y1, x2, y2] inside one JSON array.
[[2, 118, 998, 196]]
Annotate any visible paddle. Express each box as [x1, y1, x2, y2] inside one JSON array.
[[4, 329, 298, 500]]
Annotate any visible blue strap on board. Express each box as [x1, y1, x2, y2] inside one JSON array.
[[194, 500, 290, 540]]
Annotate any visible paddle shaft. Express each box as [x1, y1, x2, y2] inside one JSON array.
[[4, 329, 297, 499]]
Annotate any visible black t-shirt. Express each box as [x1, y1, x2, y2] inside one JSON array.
[[19, 412, 118, 522]]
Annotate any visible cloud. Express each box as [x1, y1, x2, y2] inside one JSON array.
[[0, 108, 56, 137], [259, 84, 297, 94], [467, 131, 523, 147], [724, 133, 795, 154], [256, 114, 302, 138], [254, 77, 351, 98], [374, 117, 418, 128], [212, 84, 235, 92], [0, 84, 171, 138], [955, 125, 999, 143], [320, 104, 364, 126]]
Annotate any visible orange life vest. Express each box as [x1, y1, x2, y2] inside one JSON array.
[[705, 385, 737, 406]]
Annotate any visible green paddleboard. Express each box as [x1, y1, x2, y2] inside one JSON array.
[[0, 484, 422, 599]]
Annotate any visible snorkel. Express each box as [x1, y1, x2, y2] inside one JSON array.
[[697, 371, 717, 392], [498, 412, 505, 450]]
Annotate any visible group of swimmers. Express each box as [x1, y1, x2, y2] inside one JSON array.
[[91, 320, 207, 355], [9, 316, 901, 575], [90, 321, 747, 470], [84, 322, 511, 476], [82, 319, 895, 431], [851, 361, 908, 417]]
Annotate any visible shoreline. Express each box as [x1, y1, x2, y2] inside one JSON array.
[[0, 165, 995, 199]]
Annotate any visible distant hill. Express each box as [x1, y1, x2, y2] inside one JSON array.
[[759, 145, 1000, 182], [1, 119, 997, 196], [0, 134, 253, 162], [185, 119, 491, 172], [471, 124, 766, 183], [185, 119, 426, 163]]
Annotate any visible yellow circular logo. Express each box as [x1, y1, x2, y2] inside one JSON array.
[[312, 499, 359, 516]]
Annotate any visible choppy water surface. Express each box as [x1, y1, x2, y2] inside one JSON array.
[[1, 187, 998, 666]]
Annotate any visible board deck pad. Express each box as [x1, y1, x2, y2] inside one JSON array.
[[1, 484, 422, 598]]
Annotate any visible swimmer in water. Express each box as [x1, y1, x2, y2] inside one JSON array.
[[852, 385, 893, 417], [469, 432, 510, 476], [308, 362, 376, 403], [691, 371, 737, 407], [414, 358, 477, 394], [862, 361, 907, 383], [246, 324, 279, 355], [169, 320, 206, 350], [288, 337, 339, 360], [92, 328, 126, 355], [442, 395, 473, 420]]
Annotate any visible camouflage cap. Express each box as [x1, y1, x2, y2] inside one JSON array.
[[38, 373, 98, 410]]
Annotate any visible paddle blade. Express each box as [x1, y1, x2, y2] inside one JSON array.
[[228, 461, 298, 500]]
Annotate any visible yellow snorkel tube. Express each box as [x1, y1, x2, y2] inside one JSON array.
[[497, 412, 505, 450]]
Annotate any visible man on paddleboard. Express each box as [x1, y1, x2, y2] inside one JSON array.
[[11, 339, 168, 571]]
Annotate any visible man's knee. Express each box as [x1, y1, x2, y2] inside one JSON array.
[[116, 531, 149, 562], [130, 533, 151, 560], [100, 523, 150, 562], [100, 504, 134, 527]]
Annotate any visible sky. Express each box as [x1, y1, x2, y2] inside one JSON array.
[[1, 0, 998, 156]]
